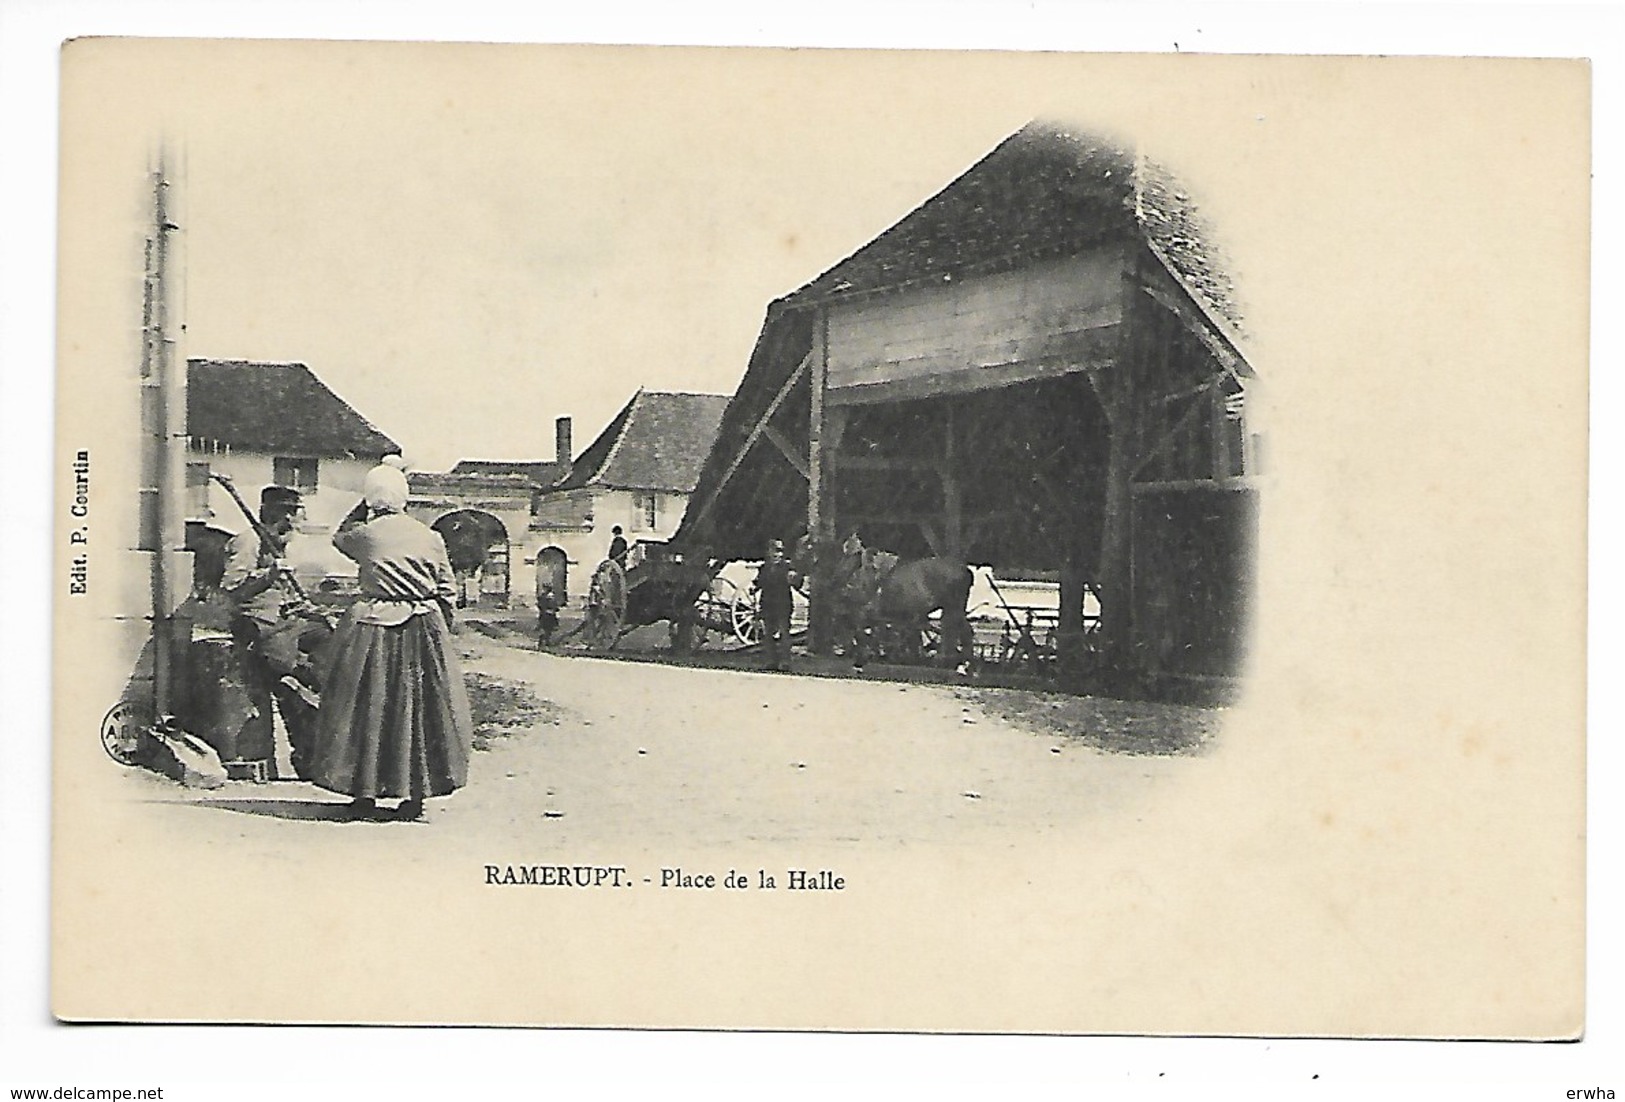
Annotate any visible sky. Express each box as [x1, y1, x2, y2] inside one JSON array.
[[128, 44, 1060, 470], [57, 40, 1338, 473]]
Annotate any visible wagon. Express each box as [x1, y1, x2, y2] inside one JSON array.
[[577, 540, 763, 653]]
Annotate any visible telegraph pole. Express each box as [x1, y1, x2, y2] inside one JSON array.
[[140, 151, 188, 716]]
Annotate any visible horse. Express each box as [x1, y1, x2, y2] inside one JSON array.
[[796, 536, 973, 669]]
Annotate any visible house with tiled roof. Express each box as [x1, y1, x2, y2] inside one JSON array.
[[186, 358, 401, 584], [534, 390, 729, 601]]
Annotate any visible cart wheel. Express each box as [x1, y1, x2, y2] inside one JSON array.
[[584, 559, 627, 651], [101, 701, 147, 766], [729, 582, 762, 647], [691, 576, 740, 649]]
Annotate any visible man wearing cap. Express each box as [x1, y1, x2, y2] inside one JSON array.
[[221, 484, 331, 778], [753, 537, 797, 672]]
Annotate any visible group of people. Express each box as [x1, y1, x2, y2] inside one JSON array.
[[222, 460, 473, 821]]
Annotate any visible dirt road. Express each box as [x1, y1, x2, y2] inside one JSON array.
[[130, 632, 1220, 854]]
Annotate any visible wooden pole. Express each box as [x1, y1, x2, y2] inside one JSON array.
[[144, 155, 189, 718]]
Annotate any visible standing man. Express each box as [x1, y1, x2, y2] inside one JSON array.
[[607, 525, 629, 566], [835, 530, 876, 670], [536, 582, 561, 647], [754, 538, 796, 673], [222, 485, 331, 778]]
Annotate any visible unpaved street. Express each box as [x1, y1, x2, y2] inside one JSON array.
[[131, 631, 1221, 852]]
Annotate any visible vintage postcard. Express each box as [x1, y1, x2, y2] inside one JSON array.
[[52, 39, 1588, 1035]]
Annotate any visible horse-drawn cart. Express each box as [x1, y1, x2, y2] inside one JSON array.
[[577, 541, 761, 653]]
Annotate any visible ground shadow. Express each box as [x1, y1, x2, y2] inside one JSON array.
[[160, 798, 404, 823]]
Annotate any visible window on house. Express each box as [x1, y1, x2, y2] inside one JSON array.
[[186, 461, 212, 519], [273, 456, 320, 493], [632, 492, 657, 531]]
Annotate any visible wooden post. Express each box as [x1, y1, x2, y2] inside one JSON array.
[[1088, 270, 1154, 688], [1055, 387, 1088, 674], [808, 308, 832, 654], [940, 399, 963, 561], [808, 308, 826, 544]]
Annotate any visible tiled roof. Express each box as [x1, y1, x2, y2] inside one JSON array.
[[788, 121, 1238, 326], [186, 359, 399, 457], [674, 122, 1248, 558], [556, 390, 730, 493], [450, 459, 570, 487]]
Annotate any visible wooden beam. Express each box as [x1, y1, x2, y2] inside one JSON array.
[[1150, 373, 1224, 406], [1132, 477, 1254, 494], [841, 508, 1015, 530], [918, 520, 943, 557], [1132, 391, 1211, 481], [688, 349, 813, 532], [1138, 282, 1246, 384], [831, 454, 939, 473], [763, 423, 810, 481]]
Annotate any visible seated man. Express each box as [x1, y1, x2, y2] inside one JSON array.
[[222, 485, 332, 778]]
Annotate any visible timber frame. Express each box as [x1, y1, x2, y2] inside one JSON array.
[[676, 123, 1258, 696]]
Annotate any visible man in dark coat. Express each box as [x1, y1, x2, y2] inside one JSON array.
[[607, 525, 629, 565], [536, 582, 561, 647], [754, 538, 796, 672], [221, 485, 331, 777]]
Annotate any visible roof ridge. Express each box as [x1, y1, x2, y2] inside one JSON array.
[[587, 388, 643, 488], [785, 128, 1024, 303], [186, 357, 400, 456]]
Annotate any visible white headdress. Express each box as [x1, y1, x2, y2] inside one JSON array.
[[362, 463, 410, 514]]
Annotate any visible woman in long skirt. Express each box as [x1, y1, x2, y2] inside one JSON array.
[[310, 464, 473, 820]]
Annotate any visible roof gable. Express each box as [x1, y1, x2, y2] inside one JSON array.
[[557, 390, 730, 494], [187, 359, 399, 457]]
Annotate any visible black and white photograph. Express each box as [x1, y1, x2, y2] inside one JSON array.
[[16, 13, 1609, 1089]]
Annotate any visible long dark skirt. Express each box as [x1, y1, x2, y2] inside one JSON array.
[[310, 611, 473, 800]]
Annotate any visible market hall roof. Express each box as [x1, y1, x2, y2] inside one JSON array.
[[785, 121, 1240, 327], [675, 121, 1251, 558], [186, 358, 400, 458], [554, 389, 731, 494]]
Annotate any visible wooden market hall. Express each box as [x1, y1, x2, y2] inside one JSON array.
[[675, 122, 1259, 700]]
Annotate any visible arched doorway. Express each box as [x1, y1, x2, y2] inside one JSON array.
[[536, 546, 568, 606], [431, 510, 511, 608]]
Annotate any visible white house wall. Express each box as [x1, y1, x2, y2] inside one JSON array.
[[524, 487, 693, 605]]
